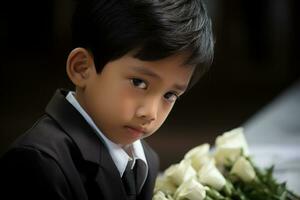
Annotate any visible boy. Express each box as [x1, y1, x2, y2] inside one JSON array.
[[0, 0, 214, 199]]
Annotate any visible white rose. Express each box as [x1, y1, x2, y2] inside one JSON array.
[[230, 156, 256, 182], [215, 127, 249, 155], [214, 127, 249, 166], [184, 143, 214, 171], [214, 146, 243, 166], [198, 161, 226, 191], [154, 175, 177, 195], [174, 178, 206, 200], [165, 159, 196, 186], [153, 191, 174, 200]]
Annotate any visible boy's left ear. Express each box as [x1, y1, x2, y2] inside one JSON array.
[[66, 48, 95, 88]]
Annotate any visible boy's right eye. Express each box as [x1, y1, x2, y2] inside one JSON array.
[[131, 78, 148, 89]]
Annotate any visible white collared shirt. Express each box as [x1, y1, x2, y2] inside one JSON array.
[[65, 91, 148, 188]]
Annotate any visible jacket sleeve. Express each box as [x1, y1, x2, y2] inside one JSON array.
[[0, 146, 73, 200]]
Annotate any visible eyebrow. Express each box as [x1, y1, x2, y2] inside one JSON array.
[[131, 66, 188, 92]]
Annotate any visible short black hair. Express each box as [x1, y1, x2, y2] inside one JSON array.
[[71, 0, 214, 88]]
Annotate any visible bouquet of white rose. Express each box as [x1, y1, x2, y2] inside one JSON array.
[[153, 127, 300, 200]]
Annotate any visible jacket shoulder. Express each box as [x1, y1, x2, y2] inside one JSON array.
[[10, 114, 78, 163]]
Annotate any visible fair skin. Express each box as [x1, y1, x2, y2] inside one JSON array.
[[66, 48, 195, 146]]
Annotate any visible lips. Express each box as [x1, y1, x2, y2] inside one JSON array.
[[125, 126, 145, 139]]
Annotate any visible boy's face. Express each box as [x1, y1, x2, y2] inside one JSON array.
[[76, 51, 194, 146]]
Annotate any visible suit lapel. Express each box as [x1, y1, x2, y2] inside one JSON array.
[[45, 89, 102, 163], [94, 141, 127, 200], [46, 89, 128, 200]]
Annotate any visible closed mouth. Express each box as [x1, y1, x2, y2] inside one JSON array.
[[125, 126, 146, 138]]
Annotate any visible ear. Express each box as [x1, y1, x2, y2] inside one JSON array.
[[66, 48, 95, 88]]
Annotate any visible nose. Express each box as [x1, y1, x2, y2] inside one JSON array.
[[136, 97, 159, 123]]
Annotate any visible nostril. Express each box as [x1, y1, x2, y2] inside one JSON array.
[[139, 115, 155, 126], [136, 99, 158, 121]]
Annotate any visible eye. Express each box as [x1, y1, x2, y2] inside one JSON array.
[[131, 78, 147, 89], [164, 92, 179, 103]]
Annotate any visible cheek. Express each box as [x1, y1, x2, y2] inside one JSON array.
[[153, 104, 173, 130], [116, 87, 137, 118]]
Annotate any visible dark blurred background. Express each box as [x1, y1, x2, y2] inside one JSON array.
[[0, 0, 299, 171]]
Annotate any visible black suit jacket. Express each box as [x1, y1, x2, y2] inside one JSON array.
[[0, 89, 159, 200]]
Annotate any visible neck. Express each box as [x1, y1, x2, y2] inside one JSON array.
[[123, 144, 133, 158]]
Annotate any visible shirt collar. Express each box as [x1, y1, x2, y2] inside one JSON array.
[[65, 91, 148, 177]]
